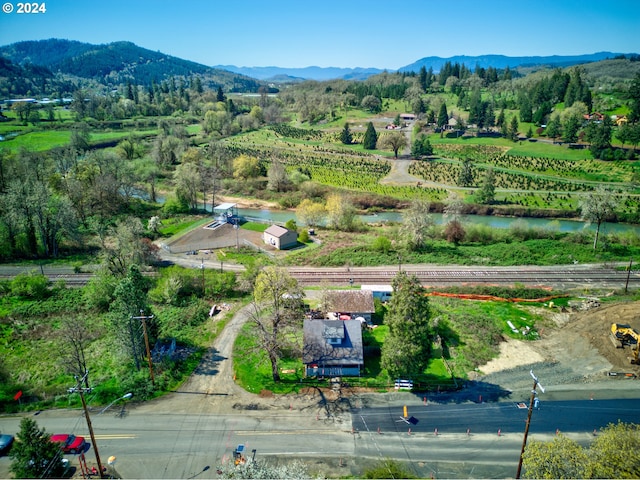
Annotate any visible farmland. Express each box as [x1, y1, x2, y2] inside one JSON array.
[[1, 54, 640, 422]]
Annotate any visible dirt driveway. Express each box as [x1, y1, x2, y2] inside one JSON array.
[[144, 295, 640, 419]]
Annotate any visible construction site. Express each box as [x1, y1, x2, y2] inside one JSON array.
[[477, 300, 640, 393]]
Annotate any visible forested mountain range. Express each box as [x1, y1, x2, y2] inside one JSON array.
[[399, 52, 635, 74], [220, 53, 637, 81], [1, 38, 637, 92], [0, 39, 266, 97]]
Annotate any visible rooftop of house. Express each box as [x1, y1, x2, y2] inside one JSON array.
[[302, 319, 363, 366], [325, 290, 375, 314]]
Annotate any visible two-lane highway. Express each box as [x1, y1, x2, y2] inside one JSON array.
[[1, 396, 638, 478]]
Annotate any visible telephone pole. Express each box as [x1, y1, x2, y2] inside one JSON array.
[[516, 370, 545, 479], [70, 372, 104, 478], [131, 311, 155, 386]]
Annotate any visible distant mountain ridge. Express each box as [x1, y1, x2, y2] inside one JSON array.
[[398, 52, 631, 73], [214, 65, 385, 81], [0, 39, 636, 87], [0, 39, 264, 91], [219, 52, 634, 80]]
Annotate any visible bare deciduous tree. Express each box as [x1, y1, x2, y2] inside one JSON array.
[[60, 317, 98, 389], [250, 266, 304, 382], [579, 187, 618, 250]]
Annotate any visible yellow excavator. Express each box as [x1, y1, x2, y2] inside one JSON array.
[[610, 323, 640, 364]]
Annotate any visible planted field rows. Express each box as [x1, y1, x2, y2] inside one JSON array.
[[433, 143, 635, 184], [225, 126, 638, 211]]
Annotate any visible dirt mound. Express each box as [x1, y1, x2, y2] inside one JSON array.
[[570, 301, 640, 371], [477, 300, 640, 391]]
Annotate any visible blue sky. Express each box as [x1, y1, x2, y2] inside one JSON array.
[[0, 0, 639, 69]]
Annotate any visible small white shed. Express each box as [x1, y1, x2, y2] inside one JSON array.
[[263, 225, 298, 250]]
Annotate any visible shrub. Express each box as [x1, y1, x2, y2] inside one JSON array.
[[162, 195, 189, 214], [298, 229, 310, 243], [10, 272, 50, 299], [364, 459, 417, 479], [84, 271, 118, 311], [371, 236, 392, 253], [465, 224, 501, 244], [444, 220, 466, 244]]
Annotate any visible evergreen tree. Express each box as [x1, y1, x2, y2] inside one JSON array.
[[484, 102, 495, 128], [563, 114, 581, 143], [509, 115, 520, 141], [126, 81, 135, 101], [629, 72, 640, 123], [340, 122, 352, 145], [381, 272, 433, 379], [496, 109, 506, 128], [193, 76, 203, 94], [458, 158, 474, 187], [411, 135, 433, 158], [418, 66, 428, 92], [518, 94, 533, 123], [468, 88, 482, 126], [363, 122, 378, 150], [437, 103, 449, 128], [564, 67, 590, 109], [585, 115, 613, 158], [477, 168, 496, 204], [500, 120, 509, 138], [216, 86, 225, 103], [10, 418, 64, 479]]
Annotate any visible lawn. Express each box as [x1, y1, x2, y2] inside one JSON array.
[[241, 221, 268, 232], [0, 128, 137, 152], [231, 293, 549, 395]]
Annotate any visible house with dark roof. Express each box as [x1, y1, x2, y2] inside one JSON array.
[[263, 225, 298, 250], [325, 290, 375, 323], [303, 319, 364, 377]]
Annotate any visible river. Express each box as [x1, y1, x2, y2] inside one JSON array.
[[232, 207, 640, 235], [147, 192, 640, 235]]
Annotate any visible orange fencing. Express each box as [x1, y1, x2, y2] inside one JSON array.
[[425, 292, 566, 303]]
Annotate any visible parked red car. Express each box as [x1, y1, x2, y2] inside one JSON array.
[[50, 434, 86, 454]]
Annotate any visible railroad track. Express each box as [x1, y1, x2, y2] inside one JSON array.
[[0, 267, 637, 289], [288, 267, 640, 288]]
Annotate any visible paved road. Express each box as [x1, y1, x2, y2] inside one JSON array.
[[2, 396, 639, 479], [1, 252, 638, 477]]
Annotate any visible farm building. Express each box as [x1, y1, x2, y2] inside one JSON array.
[[303, 319, 364, 377], [324, 290, 375, 323], [263, 225, 298, 250]]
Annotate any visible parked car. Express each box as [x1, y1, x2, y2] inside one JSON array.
[[50, 434, 86, 454], [0, 433, 14, 454]]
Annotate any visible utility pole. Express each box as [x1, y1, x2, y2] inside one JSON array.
[[516, 370, 545, 479], [234, 218, 239, 251], [200, 258, 205, 296], [625, 258, 633, 293], [70, 373, 104, 478], [131, 311, 155, 386]]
